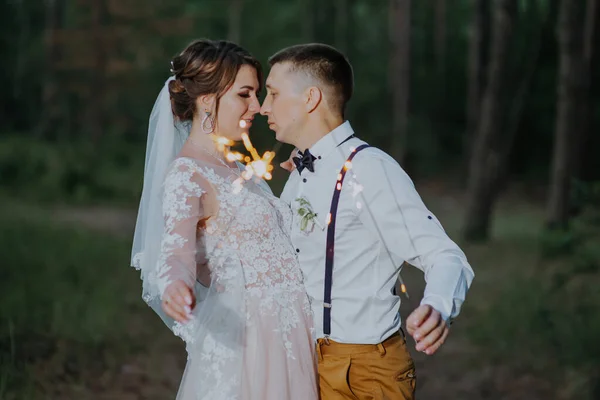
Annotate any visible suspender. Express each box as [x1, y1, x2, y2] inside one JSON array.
[[323, 144, 370, 339]]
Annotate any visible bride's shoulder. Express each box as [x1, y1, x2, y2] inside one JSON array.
[[168, 157, 212, 178], [164, 157, 212, 191], [170, 157, 220, 176], [171, 156, 201, 170]]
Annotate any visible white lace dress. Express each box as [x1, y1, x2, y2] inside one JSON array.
[[157, 156, 318, 400]]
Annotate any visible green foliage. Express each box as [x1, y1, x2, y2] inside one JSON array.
[[541, 181, 600, 271], [294, 197, 318, 231], [0, 203, 141, 398], [0, 135, 145, 205], [3, 0, 598, 180], [471, 181, 600, 399]]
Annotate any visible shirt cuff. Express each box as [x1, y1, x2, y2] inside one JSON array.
[[420, 294, 453, 324]]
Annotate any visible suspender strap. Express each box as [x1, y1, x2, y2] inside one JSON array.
[[323, 144, 370, 337]]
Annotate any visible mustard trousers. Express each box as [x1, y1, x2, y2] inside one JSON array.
[[316, 331, 416, 400]]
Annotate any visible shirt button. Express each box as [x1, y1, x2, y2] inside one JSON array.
[[303, 178, 307, 183], [296, 248, 300, 253]]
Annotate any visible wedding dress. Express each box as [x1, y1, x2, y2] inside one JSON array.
[[131, 78, 318, 399], [153, 156, 318, 399]]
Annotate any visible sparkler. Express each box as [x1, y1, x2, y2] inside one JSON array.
[[211, 120, 276, 187], [209, 121, 410, 300]]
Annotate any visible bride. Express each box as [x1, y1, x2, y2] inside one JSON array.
[[130, 39, 318, 399]]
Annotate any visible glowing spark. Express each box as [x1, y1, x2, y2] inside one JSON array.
[[326, 213, 332, 225], [212, 135, 234, 153], [232, 177, 244, 194], [241, 133, 260, 161], [216, 136, 234, 145], [242, 168, 254, 180], [226, 152, 244, 162], [209, 126, 276, 191], [252, 160, 268, 177], [400, 284, 407, 293], [337, 173, 343, 181], [237, 132, 276, 181], [344, 161, 352, 170], [336, 182, 342, 191]]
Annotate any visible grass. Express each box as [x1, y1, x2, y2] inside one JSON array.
[[1, 190, 599, 399], [0, 200, 183, 399], [403, 193, 600, 399], [449, 202, 600, 399]]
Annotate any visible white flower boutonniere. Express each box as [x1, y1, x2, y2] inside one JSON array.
[[295, 197, 324, 232]]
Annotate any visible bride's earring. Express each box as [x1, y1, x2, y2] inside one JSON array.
[[201, 110, 215, 134]]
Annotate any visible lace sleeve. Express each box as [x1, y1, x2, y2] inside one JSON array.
[[156, 158, 207, 297]]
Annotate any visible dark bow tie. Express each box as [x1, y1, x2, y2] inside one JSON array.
[[293, 149, 317, 174]]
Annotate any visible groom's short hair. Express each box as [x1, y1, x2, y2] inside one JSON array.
[[269, 43, 353, 117]]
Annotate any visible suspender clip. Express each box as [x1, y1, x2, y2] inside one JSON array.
[[323, 302, 332, 308]]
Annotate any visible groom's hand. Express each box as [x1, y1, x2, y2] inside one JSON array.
[[162, 280, 195, 323], [406, 304, 449, 356]]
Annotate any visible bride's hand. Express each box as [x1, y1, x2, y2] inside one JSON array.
[[162, 280, 196, 323], [280, 148, 298, 172]]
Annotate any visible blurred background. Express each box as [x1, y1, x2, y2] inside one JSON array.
[[1, 0, 599, 399]]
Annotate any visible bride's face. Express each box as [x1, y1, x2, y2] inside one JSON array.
[[213, 65, 261, 141]]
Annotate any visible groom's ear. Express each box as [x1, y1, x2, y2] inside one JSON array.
[[304, 86, 322, 114]]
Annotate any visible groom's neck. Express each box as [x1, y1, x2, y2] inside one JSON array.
[[295, 114, 344, 151]]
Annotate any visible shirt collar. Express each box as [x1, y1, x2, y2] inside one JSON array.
[[308, 121, 354, 162]]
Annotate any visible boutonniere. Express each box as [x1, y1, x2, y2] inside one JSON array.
[[295, 197, 324, 232]]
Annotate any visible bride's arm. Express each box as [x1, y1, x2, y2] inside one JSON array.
[[158, 159, 208, 323]]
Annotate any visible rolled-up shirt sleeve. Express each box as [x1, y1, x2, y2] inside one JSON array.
[[352, 150, 474, 322]]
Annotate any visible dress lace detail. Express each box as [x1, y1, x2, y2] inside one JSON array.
[[156, 158, 207, 296], [197, 161, 308, 358], [158, 157, 317, 399]]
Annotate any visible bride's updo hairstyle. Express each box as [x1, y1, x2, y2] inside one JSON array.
[[168, 39, 263, 122]]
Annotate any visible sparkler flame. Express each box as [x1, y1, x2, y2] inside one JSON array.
[[210, 120, 276, 182]]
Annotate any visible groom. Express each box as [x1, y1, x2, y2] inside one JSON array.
[[261, 43, 474, 399]]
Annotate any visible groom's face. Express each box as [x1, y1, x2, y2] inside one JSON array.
[[260, 63, 307, 145]]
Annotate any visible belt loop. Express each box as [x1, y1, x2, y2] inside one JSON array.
[[316, 340, 324, 362], [377, 342, 386, 357]]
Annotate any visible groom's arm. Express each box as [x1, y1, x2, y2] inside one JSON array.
[[352, 150, 474, 349]]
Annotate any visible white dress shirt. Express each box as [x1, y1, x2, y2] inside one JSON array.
[[280, 121, 474, 344]]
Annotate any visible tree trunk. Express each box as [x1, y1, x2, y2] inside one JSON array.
[[574, 0, 598, 182], [14, 0, 29, 102], [37, 0, 65, 139], [463, 0, 518, 241], [463, 0, 489, 176], [546, 0, 587, 229], [432, 0, 448, 137], [434, 0, 446, 78], [87, 0, 109, 142], [334, 0, 348, 52], [228, 0, 243, 44], [495, 0, 550, 192], [389, 0, 411, 167]]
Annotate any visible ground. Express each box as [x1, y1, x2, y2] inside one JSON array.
[[0, 186, 579, 399]]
